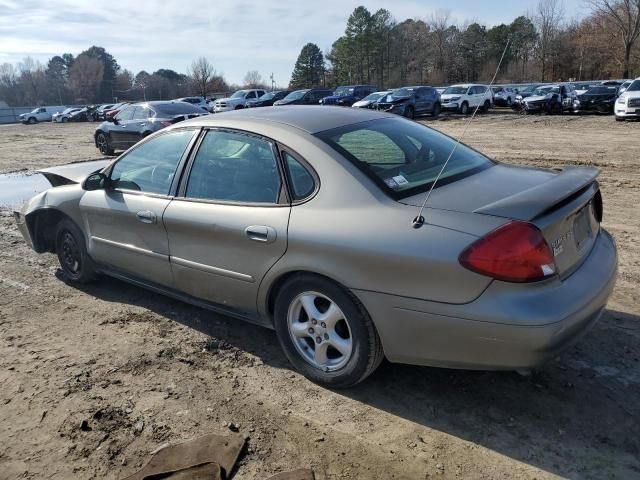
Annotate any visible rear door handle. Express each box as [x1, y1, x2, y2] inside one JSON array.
[[136, 210, 156, 224], [245, 225, 276, 243]]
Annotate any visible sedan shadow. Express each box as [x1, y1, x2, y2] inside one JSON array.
[[75, 275, 640, 479]]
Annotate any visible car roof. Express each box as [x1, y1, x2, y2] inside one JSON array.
[[179, 105, 391, 134]]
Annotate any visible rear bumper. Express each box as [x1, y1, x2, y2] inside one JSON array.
[[354, 229, 617, 369]]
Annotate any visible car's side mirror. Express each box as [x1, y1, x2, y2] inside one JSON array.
[[82, 172, 109, 191]]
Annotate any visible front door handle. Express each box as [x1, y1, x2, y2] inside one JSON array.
[[136, 210, 156, 224], [245, 225, 276, 243]]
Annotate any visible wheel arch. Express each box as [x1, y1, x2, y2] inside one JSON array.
[[25, 207, 76, 254], [263, 269, 357, 325]]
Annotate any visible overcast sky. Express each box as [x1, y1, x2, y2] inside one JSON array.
[[0, 0, 583, 86]]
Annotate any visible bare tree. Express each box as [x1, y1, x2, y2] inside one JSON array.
[[69, 53, 104, 102], [189, 57, 216, 97], [590, 0, 640, 77], [535, 0, 565, 81], [243, 70, 264, 88]]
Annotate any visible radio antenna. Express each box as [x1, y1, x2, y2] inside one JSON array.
[[412, 37, 512, 229]]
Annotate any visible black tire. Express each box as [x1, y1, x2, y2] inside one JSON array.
[[403, 105, 415, 119], [55, 219, 96, 284], [28, 117, 37, 124], [62, 117, 68, 123], [96, 132, 114, 155], [234, 105, 243, 110], [460, 102, 469, 115], [507, 97, 513, 107], [432, 102, 441, 118], [274, 274, 384, 388], [482, 100, 491, 113], [615, 116, 624, 122]]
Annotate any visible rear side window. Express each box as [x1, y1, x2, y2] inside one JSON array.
[[283, 152, 315, 200], [110, 130, 195, 195], [185, 130, 281, 204]]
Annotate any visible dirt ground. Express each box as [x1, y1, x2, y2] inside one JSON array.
[[0, 115, 638, 480]]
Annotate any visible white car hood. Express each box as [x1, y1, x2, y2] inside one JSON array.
[[352, 100, 371, 107], [620, 91, 640, 101], [525, 94, 548, 103], [217, 97, 243, 104], [440, 94, 462, 100]]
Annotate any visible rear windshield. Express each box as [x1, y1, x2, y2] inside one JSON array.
[[153, 103, 204, 116], [316, 118, 493, 200]]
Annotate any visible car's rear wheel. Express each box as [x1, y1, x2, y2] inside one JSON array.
[[274, 274, 384, 388], [403, 106, 415, 119], [507, 97, 513, 107], [55, 219, 96, 283], [96, 132, 114, 155], [460, 102, 469, 115]]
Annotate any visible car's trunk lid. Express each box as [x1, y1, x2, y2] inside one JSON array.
[[401, 164, 602, 278]]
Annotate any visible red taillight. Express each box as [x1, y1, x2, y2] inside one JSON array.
[[459, 221, 557, 283]]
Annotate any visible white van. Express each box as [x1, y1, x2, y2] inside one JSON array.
[[19, 106, 66, 124]]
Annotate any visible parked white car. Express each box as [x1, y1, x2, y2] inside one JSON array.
[[52, 107, 82, 123], [614, 77, 640, 121], [19, 106, 66, 124], [440, 84, 493, 114], [176, 96, 210, 112], [212, 89, 266, 113]]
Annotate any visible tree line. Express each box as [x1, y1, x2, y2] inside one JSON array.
[[0, 47, 272, 107], [289, 0, 640, 89]]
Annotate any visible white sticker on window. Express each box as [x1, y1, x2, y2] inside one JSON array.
[[392, 175, 409, 186], [384, 177, 398, 188]]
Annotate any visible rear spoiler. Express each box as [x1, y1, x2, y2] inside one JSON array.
[[474, 166, 600, 220], [37, 159, 112, 187]]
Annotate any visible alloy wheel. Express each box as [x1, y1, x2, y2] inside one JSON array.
[[287, 291, 353, 371], [97, 134, 108, 154]]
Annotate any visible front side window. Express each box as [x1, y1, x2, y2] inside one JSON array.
[[110, 130, 195, 195], [115, 106, 134, 121], [185, 130, 281, 204], [316, 118, 493, 200]]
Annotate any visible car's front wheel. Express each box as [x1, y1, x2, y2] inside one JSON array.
[[274, 274, 384, 388], [403, 105, 415, 119], [432, 102, 441, 118], [96, 132, 114, 155], [28, 117, 37, 124], [460, 102, 469, 115], [55, 219, 96, 283]]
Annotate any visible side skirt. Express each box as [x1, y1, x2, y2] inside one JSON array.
[[96, 265, 274, 330]]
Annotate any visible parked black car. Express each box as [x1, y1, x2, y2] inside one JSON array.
[[273, 88, 334, 106], [573, 86, 618, 114], [320, 85, 377, 106], [94, 101, 208, 155], [246, 90, 291, 107], [375, 86, 441, 118]]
